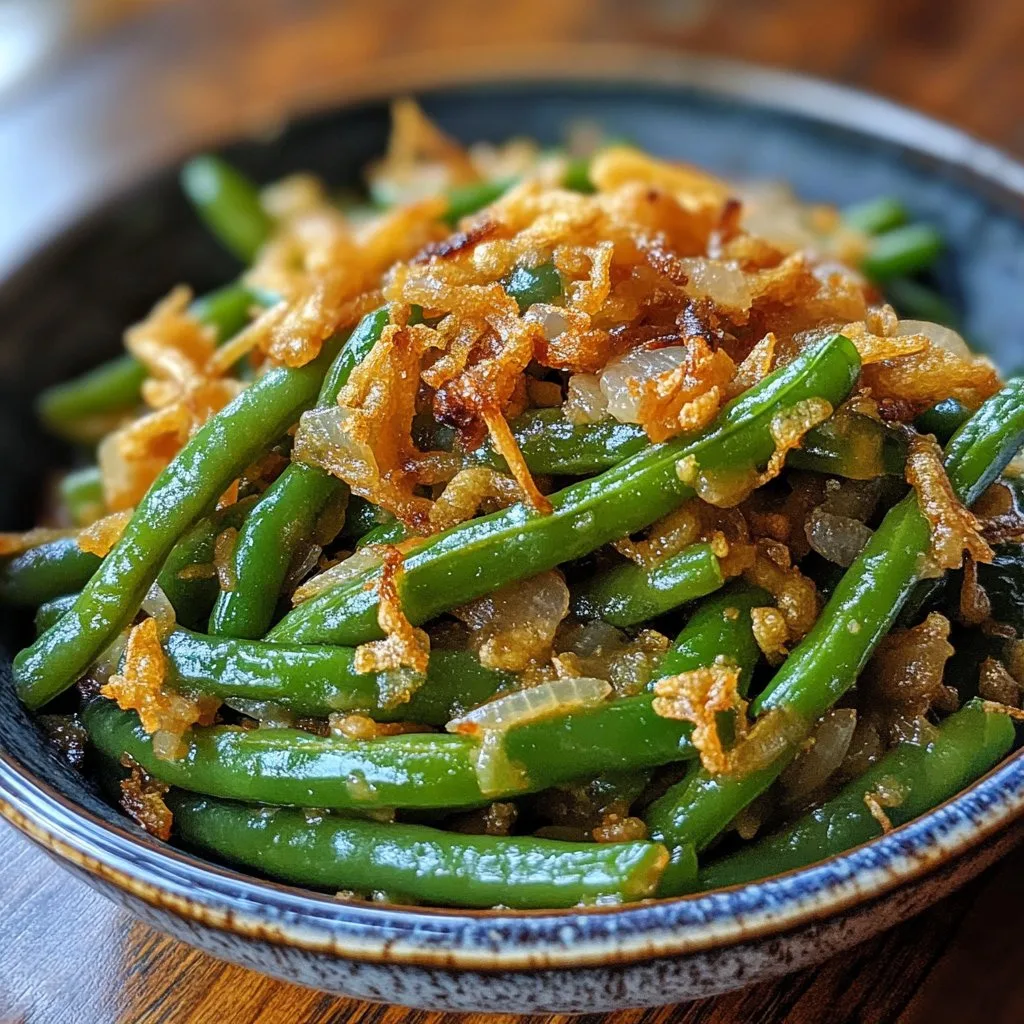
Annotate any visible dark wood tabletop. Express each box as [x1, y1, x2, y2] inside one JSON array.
[[1, 1, 1023, 1021]]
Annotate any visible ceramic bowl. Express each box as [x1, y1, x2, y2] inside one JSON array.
[[2, 51, 1024, 1013]]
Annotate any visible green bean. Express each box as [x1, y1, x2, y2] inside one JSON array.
[[572, 543, 724, 628], [465, 409, 650, 476], [339, 496, 395, 543], [83, 693, 696, 811], [466, 406, 903, 482], [443, 178, 516, 225], [155, 496, 258, 629], [168, 794, 669, 909], [884, 277, 960, 328], [915, 398, 972, 444], [0, 538, 100, 608], [59, 467, 105, 526], [37, 283, 267, 441], [646, 378, 1024, 880], [563, 157, 595, 194], [786, 409, 907, 479], [503, 262, 564, 312], [34, 593, 77, 635], [82, 585, 764, 812], [354, 519, 410, 550], [698, 700, 1014, 889], [843, 197, 908, 236], [208, 308, 390, 639], [269, 334, 861, 646], [862, 224, 943, 281], [180, 156, 272, 262], [656, 583, 768, 686], [162, 629, 511, 723], [15, 335, 348, 710]]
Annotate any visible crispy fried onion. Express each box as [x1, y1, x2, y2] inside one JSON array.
[[119, 755, 173, 840], [353, 546, 430, 676], [743, 539, 821, 641], [905, 431, 993, 574], [77, 509, 133, 557], [751, 606, 790, 665], [863, 776, 907, 833], [652, 660, 748, 775], [293, 323, 439, 530], [429, 467, 523, 531], [100, 617, 219, 761], [599, 336, 736, 442], [454, 570, 570, 672], [98, 287, 244, 510]]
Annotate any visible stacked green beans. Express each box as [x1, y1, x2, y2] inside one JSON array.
[[6, 149, 1021, 911]]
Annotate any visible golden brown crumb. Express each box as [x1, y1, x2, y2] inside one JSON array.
[[592, 813, 648, 843], [101, 617, 219, 760], [751, 606, 789, 665], [119, 756, 173, 841], [353, 546, 431, 676], [905, 431, 993, 574]]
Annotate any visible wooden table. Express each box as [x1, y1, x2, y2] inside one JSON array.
[[2, 1, 1023, 1020]]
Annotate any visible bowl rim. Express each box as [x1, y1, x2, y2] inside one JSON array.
[[2, 45, 1024, 971]]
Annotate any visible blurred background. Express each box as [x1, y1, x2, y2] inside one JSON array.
[[1, 0, 1022, 277]]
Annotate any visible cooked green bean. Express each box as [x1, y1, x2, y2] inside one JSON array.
[[83, 585, 763, 811], [33, 593, 77, 635], [169, 794, 670, 908], [884, 277, 960, 328], [503, 262, 564, 311], [915, 398, 972, 444], [180, 156, 273, 262], [59, 467, 105, 526], [339, 496, 395, 543], [443, 178, 516, 225], [208, 308, 390, 639], [466, 406, 904, 481], [0, 538, 100, 608], [163, 629, 511, 723], [465, 409, 650, 476], [354, 519, 410, 550], [843, 196, 908, 236], [269, 334, 861, 646], [698, 700, 1014, 889], [37, 283, 267, 441], [646, 378, 1024, 882], [862, 223, 943, 281], [572, 543, 725, 628], [15, 335, 349, 710]]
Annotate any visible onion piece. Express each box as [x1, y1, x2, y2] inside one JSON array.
[[897, 319, 970, 358], [564, 373, 608, 424], [805, 508, 874, 567], [448, 677, 611, 736], [679, 258, 752, 312], [448, 676, 612, 797], [291, 547, 382, 605], [599, 346, 689, 424], [780, 708, 858, 802], [141, 583, 177, 639]]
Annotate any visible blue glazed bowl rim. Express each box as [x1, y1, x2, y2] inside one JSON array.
[[2, 47, 1024, 970]]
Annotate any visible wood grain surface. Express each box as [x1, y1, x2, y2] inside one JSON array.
[[1, 0, 1023, 1021]]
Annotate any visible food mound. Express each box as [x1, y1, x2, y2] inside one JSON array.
[[3, 101, 1023, 908]]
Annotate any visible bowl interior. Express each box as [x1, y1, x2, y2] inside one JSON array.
[[2, 74, 1024, 906]]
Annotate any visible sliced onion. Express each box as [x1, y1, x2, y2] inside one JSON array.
[[564, 373, 608, 424], [679, 258, 752, 311], [93, 629, 130, 684], [600, 346, 689, 424], [293, 405, 378, 484], [223, 698, 296, 727], [805, 508, 873, 566], [455, 571, 570, 671], [141, 582, 176, 639], [780, 708, 857, 802], [447, 677, 611, 736], [897, 319, 970, 357], [526, 304, 571, 342], [291, 547, 382, 605], [283, 542, 323, 595]]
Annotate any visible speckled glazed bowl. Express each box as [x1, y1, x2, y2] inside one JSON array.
[[2, 50, 1024, 1014]]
